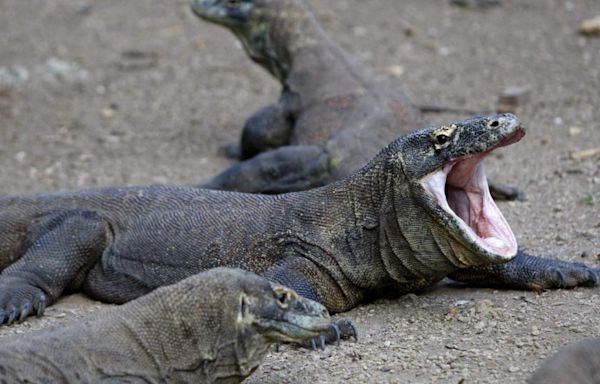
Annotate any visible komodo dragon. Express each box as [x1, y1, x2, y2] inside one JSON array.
[[191, 0, 522, 200], [529, 337, 600, 384], [0, 267, 331, 383], [0, 114, 596, 330]]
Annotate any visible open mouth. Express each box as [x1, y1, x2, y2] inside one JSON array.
[[421, 129, 524, 259]]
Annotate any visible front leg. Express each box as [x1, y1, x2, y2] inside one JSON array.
[[263, 257, 358, 347], [198, 145, 330, 193], [0, 210, 108, 325], [238, 102, 294, 159], [448, 250, 599, 291]]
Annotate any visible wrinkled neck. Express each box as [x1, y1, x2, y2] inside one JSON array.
[[119, 286, 264, 381], [250, 2, 368, 101], [376, 186, 460, 283], [374, 170, 496, 283]]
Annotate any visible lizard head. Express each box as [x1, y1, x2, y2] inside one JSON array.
[[237, 277, 331, 344], [387, 113, 524, 266], [171, 268, 330, 381], [191, 0, 259, 27], [191, 0, 305, 81]]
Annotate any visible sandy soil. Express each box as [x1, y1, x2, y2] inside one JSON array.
[[0, 0, 599, 382]]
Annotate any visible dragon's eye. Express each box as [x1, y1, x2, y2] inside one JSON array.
[[273, 287, 297, 308], [435, 134, 450, 145], [227, 0, 241, 6], [277, 292, 289, 305], [430, 125, 457, 149]]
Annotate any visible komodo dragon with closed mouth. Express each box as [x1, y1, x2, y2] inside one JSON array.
[[191, 0, 522, 200], [0, 268, 331, 383], [0, 114, 596, 331], [528, 337, 600, 384]]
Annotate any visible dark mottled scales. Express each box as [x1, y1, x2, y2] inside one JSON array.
[[0, 115, 597, 326], [0, 268, 331, 383], [192, 0, 521, 200]]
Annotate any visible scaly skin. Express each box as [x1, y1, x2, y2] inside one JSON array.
[[191, 0, 522, 200], [0, 268, 331, 383], [0, 114, 596, 328], [529, 337, 600, 384]]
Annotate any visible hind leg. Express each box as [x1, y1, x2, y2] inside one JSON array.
[[199, 145, 330, 193], [82, 263, 153, 304]]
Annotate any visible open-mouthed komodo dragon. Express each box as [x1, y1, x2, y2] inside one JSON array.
[[528, 337, 600, 384], [0, 114, 596, 331], [0, 267, 331, 383], [191, 0, 522, 200]]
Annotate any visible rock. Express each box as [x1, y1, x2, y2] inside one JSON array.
[[579, 15, 600, 36], [454, 300, 471, 308], [0, 65, 30, 89], [476, 299, 494, 315], [497, 85, 531, 113], [450, 0, 501, 9], [37, 58, 89, 83], [386, 65, 405, 78], [116, 50, 160, 71], [568, 126, 582, 136], [571, 147, 600, 161], [101, 108, 115, 119]]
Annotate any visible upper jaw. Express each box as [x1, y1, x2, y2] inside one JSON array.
[[191, 1, 230, 24], [419, 127, 524, 263], [262, 316, 331, 342]]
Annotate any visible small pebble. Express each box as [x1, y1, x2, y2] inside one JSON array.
[[579, 15, 600, 36], [101, 108, 115, 119], [386, 65, 405, 78], [571, 147, 600, 161], [569, 126, 582, 136]]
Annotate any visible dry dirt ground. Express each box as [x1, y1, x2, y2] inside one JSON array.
[[1, 0, 599, 383]]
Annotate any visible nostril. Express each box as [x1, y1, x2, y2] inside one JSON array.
[[489, 120, 499, 128]]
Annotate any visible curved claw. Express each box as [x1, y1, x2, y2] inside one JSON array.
[[6, 305, 18, 325], [331, 322, 341, 346], [0, 280, 50, 326], [35, 293, 47, 318], [319, 335, 326, 350], [18, 302, 32, 323]]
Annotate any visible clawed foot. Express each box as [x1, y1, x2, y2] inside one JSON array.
[[304, 319, 357, 350], [0, 277, 47, 325], [488, 181, 525, 201], [531, 264, 600, 291]]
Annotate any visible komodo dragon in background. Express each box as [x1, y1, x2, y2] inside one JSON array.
[[0, 114, 597, 331], [191, 0, 522, 200], [528, 337, 600, 384], [0, 268, 331, 383]]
